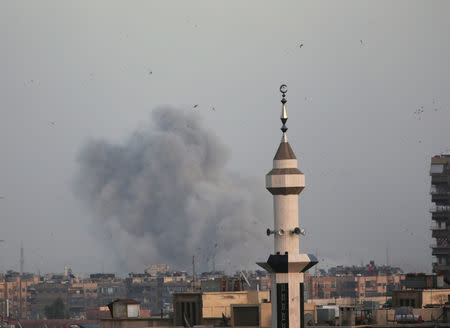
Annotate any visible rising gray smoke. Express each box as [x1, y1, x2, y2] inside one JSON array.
[[75, 106, 272, 272]]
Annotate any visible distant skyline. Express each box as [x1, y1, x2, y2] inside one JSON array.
[[1, 1, 450, 274]]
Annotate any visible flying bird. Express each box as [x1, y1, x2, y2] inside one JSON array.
[[299, 43, 304, 48], [211, 107, 215, 111], [360, 40, 363, 45], [193, 104, 199, 109]]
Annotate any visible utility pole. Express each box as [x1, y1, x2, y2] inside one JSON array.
[[192, 256, 196, 287], [0, 240, 4, 317], [386, 247, 389, 267], [19, 241, 24, 319]]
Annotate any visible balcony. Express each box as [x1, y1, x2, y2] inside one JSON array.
[[432, 263, 450, 272], [432, 246, 450, 255], [431, 176, 450, 184], [432, 231, 449, 239], [432, 212, 450, 221], [430, 225, 447, 230], [430, 205, 450, 213], [431, 193, 450, 202]]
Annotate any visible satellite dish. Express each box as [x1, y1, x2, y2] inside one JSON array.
[[304, 313, 314, 326]]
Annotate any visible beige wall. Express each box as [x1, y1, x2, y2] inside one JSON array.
[[202, 292, 250, 318], [392, 289, 450, 308], [307, 296, 389, 306], [422, 289, 450, 306], [259, 303, 271, 328], [373, 309, 395, 325], [413, 308, 443, 321], [247, 290, 269, 305], [304, 303, 317, 323]]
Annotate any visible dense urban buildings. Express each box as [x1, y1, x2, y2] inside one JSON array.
[[430, 154, 450, 283], [304, 262, 404, 300], [0, 261, 407, 321]]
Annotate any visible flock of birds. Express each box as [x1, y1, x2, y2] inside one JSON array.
[[413, 100, 440, 120], [36, 38, 398, 126]]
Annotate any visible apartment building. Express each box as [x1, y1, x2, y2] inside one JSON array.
[[430, 154, 450, 283]]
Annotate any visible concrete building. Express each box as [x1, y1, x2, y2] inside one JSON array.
[[100, 290, 318, 328], [392, 289, 450, 308], [257, 85, 317, 328], [173, 290, 270, 325], [430, 154, 450, 284], [0, 272, 39, 319], [108, 299, 140, 318], [29, 282, 68, 319]]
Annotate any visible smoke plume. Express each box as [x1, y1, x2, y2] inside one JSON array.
[[75, 107, 271, 272]]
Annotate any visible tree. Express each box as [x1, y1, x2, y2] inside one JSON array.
[[44, 298, 67, 319]]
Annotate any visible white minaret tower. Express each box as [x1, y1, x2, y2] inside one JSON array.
[[258, 85, 317, 328]]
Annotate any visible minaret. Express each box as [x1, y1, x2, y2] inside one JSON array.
[[258, 85, 317, 328]]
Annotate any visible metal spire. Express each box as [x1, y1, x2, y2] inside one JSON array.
[[280, 84, 288, 142]]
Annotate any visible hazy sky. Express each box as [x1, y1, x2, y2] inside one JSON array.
[[1, 1, 450, 274]]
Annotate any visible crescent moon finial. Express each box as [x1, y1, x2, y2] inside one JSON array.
[[279, 84, 288, 142]]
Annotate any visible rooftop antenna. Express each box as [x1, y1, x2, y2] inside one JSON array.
[[240, 271, 251, 290], [315, 249, 319, 277], [19, 241, 24, 319], [212, 243, 217, 272], [20, 241, 24, 276], [386, 246, 389, 267], [192, 255, 196, 283]]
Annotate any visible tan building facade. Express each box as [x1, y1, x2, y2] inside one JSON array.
[[172, 290, 270, 326], [304, 273, 404, 299], [392, 289, 450, 308], [0, 274, 39, 318]]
